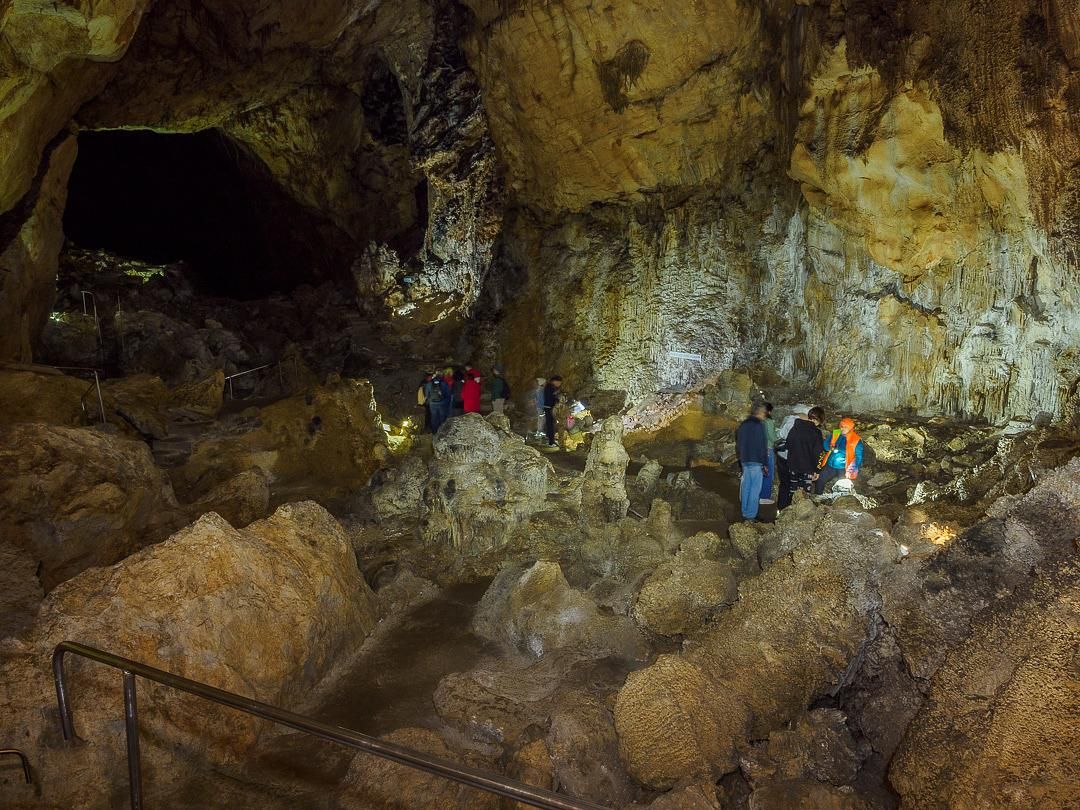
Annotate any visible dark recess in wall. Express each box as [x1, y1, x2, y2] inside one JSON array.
[[63, 129, 350, 298]]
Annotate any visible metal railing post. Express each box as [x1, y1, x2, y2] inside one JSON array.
[[81, 291, 101, 348], [122, 671, 143, 810], [52, 646, 74, 741], [0, 749, 32, 784], [92, 371, 106, 424]]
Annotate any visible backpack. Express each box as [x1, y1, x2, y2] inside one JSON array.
[[429, 381, 445, 404]]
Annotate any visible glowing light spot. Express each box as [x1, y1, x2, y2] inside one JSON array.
[[922, 523, 957, 546]]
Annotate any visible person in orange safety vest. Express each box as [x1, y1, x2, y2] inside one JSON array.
[[815, 417, 863, 494]]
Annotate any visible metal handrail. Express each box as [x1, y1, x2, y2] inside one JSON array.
[[52, 641, 604, 810], [224, 357, 299, 399], [0, 748, 31, 784], [3, 362, 107, 424]]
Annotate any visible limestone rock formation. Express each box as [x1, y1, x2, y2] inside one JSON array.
[[173, 379, 388, 506], [373, 414, 555, 575], [0, 136, 78, 361], [0, 501, 379, 809], [631, 532, 738, 637], [580, 416, 631, 523], [614, 510, 893, 788], [434, 654, 573, 746], [0, 423, 184, 590], [192, 467, 272, 529], [740, 709, 869, 801], [875, 458, 1080, 807], [0, 366, 92, 427], [472, 561, 646, 661], [546, 691, 636, 806], [889, 570, 1079, 809]]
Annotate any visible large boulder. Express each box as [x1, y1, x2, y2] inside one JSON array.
[[889, 570, 1079, 809], [0, 423, 184, 590], [174, 379, 388, 506], [0, 501, 379, 810], [473, 561, 646, 661], [632, 532, 738, 637], [884, 460, 1080, 808], [0, 366, 92, 427], [373, 414, 555, 573], [614, 511, 894, 788]]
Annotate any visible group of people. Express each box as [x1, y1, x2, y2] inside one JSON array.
[[417, 365, 511, 433], [735, 401, 864, 521], [417, 366, 569, 445]]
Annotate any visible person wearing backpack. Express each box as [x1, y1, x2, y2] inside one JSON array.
[[490, 366, 511, 414], [429, 370, 451, 432]]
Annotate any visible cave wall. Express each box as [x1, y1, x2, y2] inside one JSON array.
[[1, 0, 1078, 422], [475, 0, 1080, 424]]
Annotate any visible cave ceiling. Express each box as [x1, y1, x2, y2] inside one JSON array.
[[0, 0, 1078, 421]]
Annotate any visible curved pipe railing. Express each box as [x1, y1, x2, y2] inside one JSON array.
[[52, 641, 604, 810], [0, 749, 31, 784]]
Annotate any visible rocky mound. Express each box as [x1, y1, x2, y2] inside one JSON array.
[[0, 501, 379, 809], [0, 422, 185, 591], [373, 413, 555, 577]]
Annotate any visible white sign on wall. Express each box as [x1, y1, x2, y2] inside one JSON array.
[[667, 351, 703, 362]]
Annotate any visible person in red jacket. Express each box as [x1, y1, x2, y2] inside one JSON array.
[[462, 368, 482, 413]]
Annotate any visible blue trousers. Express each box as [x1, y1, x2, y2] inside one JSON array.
[[759, 449, 775, 501], [740, 463, 764, 520]]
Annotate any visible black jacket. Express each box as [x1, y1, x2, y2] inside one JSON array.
[[736, 417, 767, 465], [543, 383, 560, 409], [786, 419, 824, 473]]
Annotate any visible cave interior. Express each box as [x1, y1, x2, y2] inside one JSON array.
[[0, 1, 1078, 809]]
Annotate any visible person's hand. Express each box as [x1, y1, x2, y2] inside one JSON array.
[[812, 473, 819, 481], [847, 468, 858, 480]]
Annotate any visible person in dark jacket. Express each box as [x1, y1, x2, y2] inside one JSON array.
[[778, 406, 825, 508], [451, 368, 466, 415], [429, 371, 451, 433], [735, 402, 768, 521], [490, 366, 510, 414], [417, 372, 434, 431], [542, 376, 563, 446]]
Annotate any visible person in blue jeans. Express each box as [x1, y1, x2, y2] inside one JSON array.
[[736, 402, 768, 521]]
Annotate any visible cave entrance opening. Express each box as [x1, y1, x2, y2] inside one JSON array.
[[63, 129, 347, 299]]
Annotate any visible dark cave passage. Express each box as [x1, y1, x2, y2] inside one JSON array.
[[63, 129, 349, 298]]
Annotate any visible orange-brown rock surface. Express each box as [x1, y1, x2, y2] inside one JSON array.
[[0, 502, 379, 809]]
